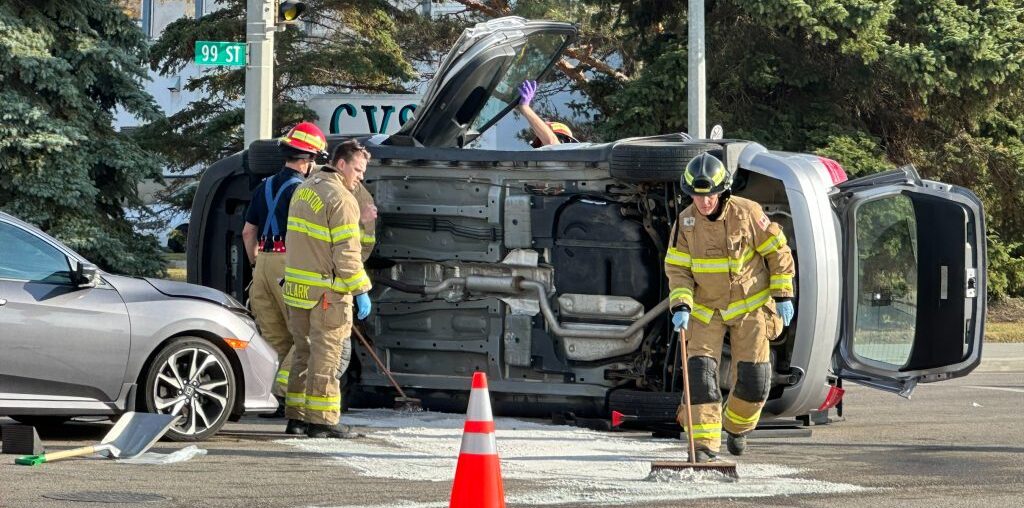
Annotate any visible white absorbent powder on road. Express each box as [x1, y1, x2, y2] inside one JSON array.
[[283, 408, 865, 507]]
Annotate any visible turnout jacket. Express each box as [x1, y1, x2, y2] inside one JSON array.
[[352, 182, 376, 262], [283, 168, 371, 309], [665, 196, 795, 324]]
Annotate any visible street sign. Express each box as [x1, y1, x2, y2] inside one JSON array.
[[194, 41, 246, 67]]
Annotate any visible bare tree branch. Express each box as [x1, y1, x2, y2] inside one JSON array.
[[565, 47, 629, 82]]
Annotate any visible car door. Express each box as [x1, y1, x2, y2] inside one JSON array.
[[0, 219, 131, 404], [829, 166, 985, 397], [391, 16, 577, 148]]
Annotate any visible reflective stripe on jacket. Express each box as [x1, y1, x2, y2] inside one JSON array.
[[665, 196, 795, 324], [283, 170, 371, 309]]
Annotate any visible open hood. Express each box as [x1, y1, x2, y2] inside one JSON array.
[[390, 16, 577, 148]]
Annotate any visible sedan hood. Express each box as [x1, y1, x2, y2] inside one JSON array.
[[143, 278, 248, 312]]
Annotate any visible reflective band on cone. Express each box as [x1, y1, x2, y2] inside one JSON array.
[[449, 371, 505, 508]]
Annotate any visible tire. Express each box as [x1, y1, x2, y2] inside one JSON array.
[[142, 337, 237, 441], [609, 139, 721, 183], [9, 415, 71, 427]]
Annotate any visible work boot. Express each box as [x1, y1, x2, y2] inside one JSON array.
[[285, 419, 307, 435], [693, 447, 719, 463], [306, 423, 364, 439], [726, 432, 747, 456]]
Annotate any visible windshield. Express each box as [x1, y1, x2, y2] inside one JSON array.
[[469, 32, 570, 135]]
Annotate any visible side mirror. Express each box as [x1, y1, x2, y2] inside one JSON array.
[[72, 261, 99, 288]]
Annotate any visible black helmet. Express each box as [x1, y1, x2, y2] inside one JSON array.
[[680, 153, 732, 196]]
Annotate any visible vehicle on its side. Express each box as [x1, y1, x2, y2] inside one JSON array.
[[189, 17, 986, 425], [0, 212, 278, 440]]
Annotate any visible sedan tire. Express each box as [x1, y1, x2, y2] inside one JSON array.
[[142, 337, 237, 441]]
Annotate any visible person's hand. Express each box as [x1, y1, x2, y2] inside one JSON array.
[[776, 300, 794, 326], [355, 293, 372, 320], [672, 310, 690, 331], [518, 80, 537, 107], [361, 202, 378, 223]]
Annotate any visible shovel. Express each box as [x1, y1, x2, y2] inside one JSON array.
[[15, 412, 179, 466]]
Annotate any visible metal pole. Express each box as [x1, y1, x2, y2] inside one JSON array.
[[687, 0, 706, 139], [244, 0, 275, 147]]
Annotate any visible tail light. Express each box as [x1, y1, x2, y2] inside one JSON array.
[[818, 385, 845, 411], [817, 156, 848, 185]]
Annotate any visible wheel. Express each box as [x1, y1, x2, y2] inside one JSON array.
[[609, 140, 721, 182], [8, 415, 71, 427], [142, 337, 237, 441]]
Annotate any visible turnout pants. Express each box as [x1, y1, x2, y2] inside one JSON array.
[[286, 291, 353, 425], [250, 252, 303, 406], [677, 305, 781, 453]]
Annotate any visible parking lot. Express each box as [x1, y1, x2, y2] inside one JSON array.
[[1, 345, 1021, 508]]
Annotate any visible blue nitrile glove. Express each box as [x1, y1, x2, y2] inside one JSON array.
[[672, 310, 690, 331], [776, 300, 794, 326], [518, 80, 537, 107], [355, 293, 372, 320]]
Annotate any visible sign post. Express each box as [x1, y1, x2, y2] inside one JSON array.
[[194, 41, 247, 67]]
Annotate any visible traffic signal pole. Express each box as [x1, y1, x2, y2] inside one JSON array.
[[244, 0, 275, 147], [687, 0, 706, 139]]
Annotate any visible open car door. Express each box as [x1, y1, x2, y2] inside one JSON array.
[[831, 165, 986, 397], [389, 16, 576, 148]]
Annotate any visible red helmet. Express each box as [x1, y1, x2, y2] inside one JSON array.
[[279, 122, 328, 159]]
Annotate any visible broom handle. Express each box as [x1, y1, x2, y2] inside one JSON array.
[[352, 327, 409, 399], [679, 329, 698, 464], [42, 445, 99, 462]]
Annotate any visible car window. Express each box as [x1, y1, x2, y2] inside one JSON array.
[[852, 195, 918, 367], [0, 222, 73, 283], [469, 32, 570, 134]]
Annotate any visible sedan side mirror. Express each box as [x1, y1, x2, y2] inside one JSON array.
[[72, 261, 99, 288]]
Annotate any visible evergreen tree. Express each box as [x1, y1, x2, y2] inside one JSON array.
[[0, 0, 165, 276], [137, 0, 461, 173]]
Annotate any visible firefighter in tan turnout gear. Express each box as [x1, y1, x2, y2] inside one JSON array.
[[283, 140, 373, 439], [665, 153, 796, 462], [270, 173, 378, 409], [242, 122, 327, 428]]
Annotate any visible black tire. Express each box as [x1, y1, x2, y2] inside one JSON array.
[[141, 337, 237, 442], [609, 139, 721, 183], [8, 415, 71, 427]]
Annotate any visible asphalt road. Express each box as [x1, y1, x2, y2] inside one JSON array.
[[1, 344, 1021, 508]]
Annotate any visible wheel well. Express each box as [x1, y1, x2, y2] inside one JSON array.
[[135, 331, 246, 419]]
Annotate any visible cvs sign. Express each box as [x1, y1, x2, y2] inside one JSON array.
[[305, 94, 421, 136]]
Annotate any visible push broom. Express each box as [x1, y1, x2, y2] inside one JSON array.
[[651, 329, 739, 478]]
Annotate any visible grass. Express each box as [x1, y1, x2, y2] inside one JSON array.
[[166, 267, 187, 282], [985, 322, 1024, 343], [986, 297, 1024, 343]]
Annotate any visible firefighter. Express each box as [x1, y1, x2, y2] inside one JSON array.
[[267, 177, 378, 414], [242, 121, 327, 431], [283, 139, 373, 438], [665, 152, 796, 462], [517, 80, 580, 148]]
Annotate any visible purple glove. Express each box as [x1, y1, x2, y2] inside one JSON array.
[[518, 80, 537, 107]]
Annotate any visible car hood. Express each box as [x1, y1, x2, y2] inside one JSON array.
[[141, 277, 248, 312]]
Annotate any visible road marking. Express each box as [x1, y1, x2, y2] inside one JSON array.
[[963, 385, 1024, 394]]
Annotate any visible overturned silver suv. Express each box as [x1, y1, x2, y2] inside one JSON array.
[[189, 17, 986, 425]]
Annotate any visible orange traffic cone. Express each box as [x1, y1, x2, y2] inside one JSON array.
[[449, 372, 505, 508]]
